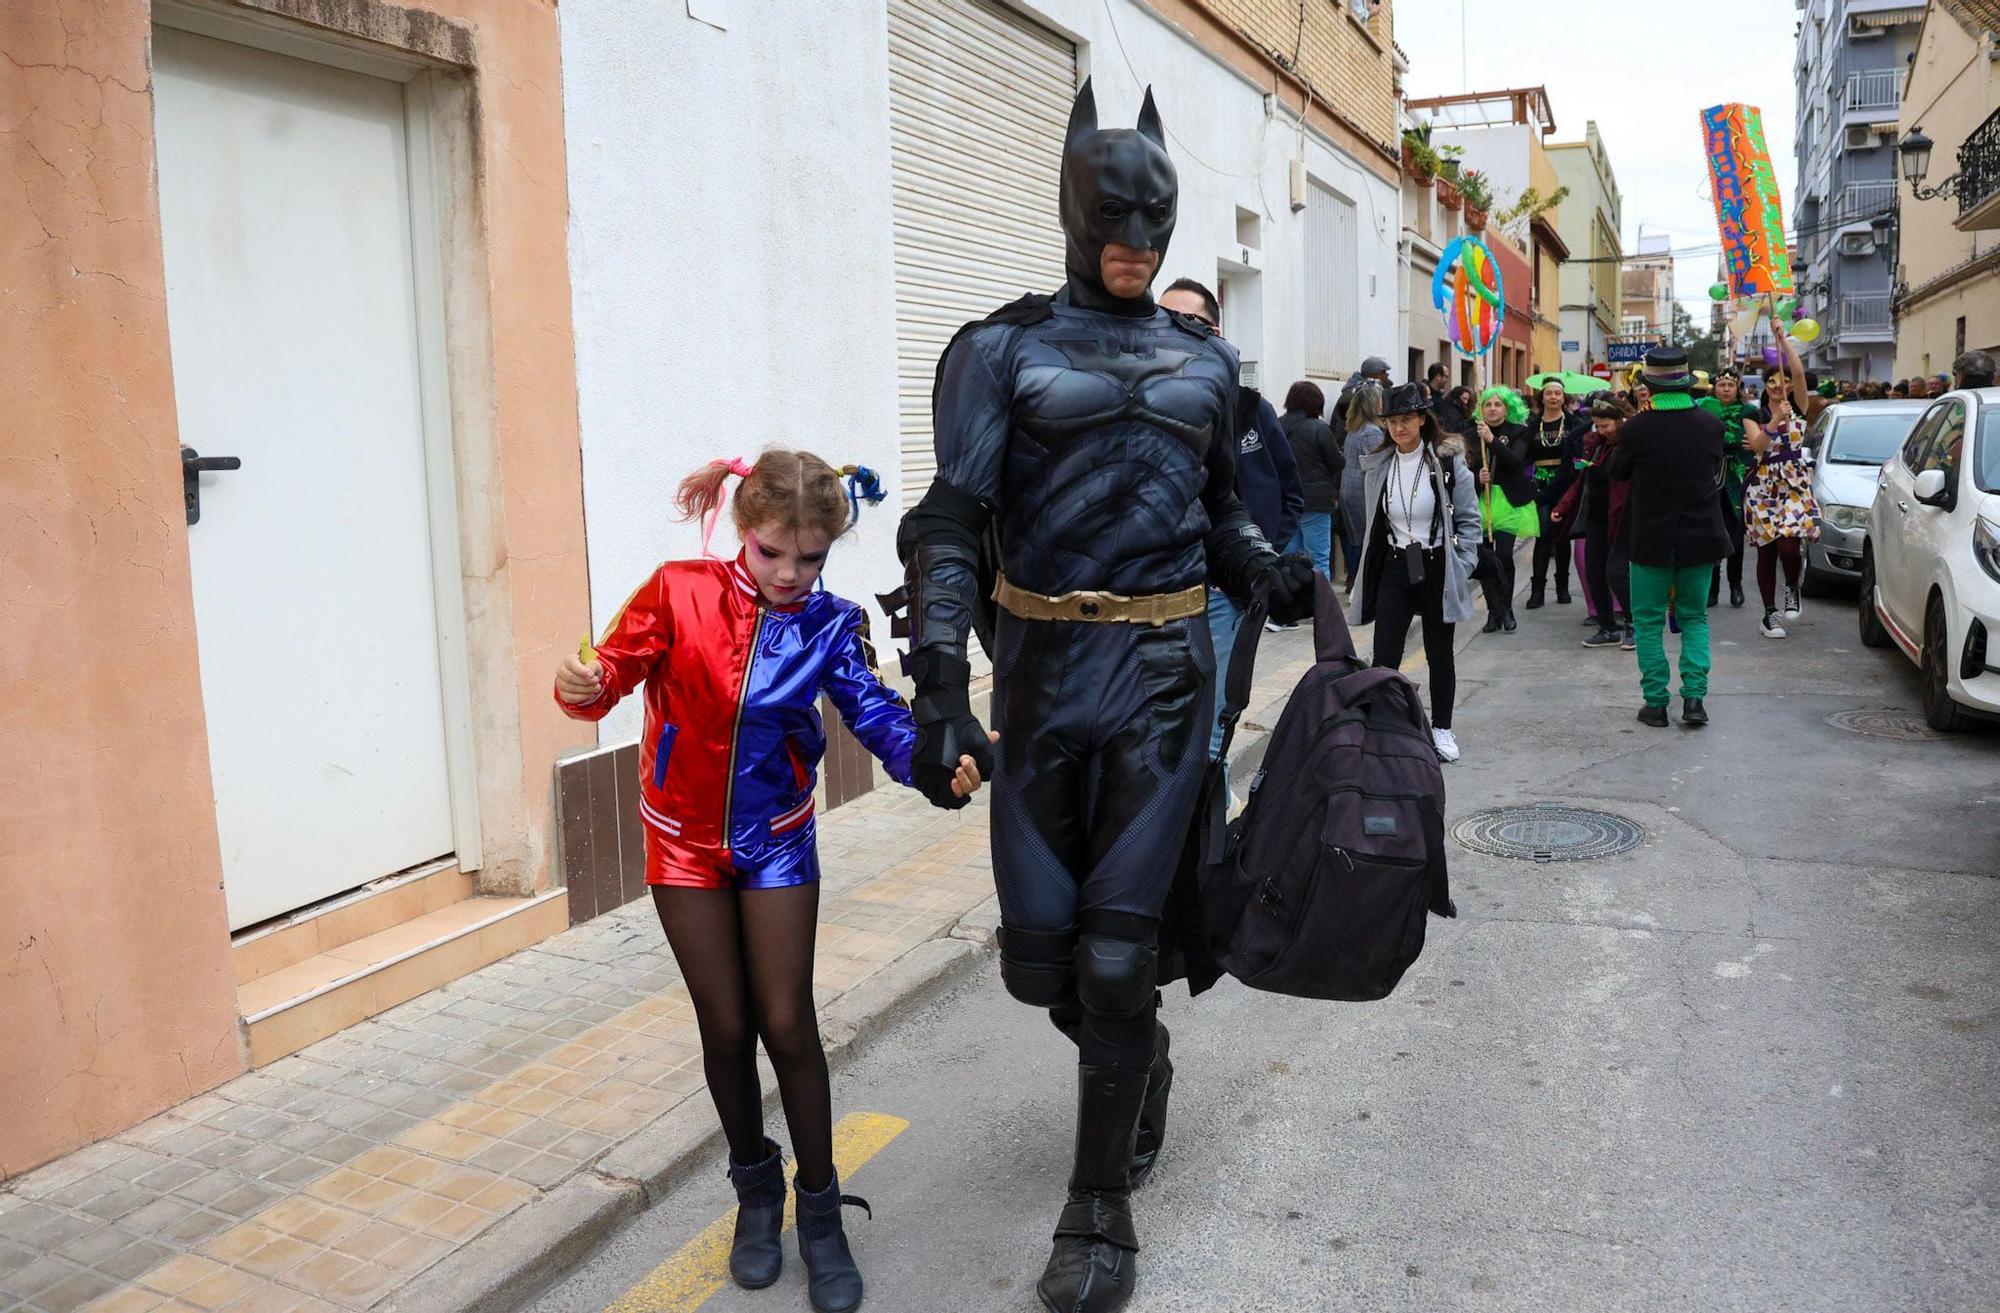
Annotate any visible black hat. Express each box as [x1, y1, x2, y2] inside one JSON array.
[[1361, 355, 1392, 377], [1381, 381, 1434, 418], [1641, 346, 1696, 393]]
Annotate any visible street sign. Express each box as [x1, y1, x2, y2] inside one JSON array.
[[1561, 340, 1580, 353], [1606, 340, 1658, 364]]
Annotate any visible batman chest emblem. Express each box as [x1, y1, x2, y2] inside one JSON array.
[[1046, 337, 1197, 390]]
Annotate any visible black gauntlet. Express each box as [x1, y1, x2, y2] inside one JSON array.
[[896, 481, 997, 810]]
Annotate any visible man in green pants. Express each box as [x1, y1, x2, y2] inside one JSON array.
[[1607, 347, 1731, 728]]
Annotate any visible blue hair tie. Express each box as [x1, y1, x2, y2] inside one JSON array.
[[841, 465, 886, 526]]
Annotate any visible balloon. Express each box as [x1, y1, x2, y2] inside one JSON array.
[[1709, 282, 1729, 301], [1790, 318, 1821, 343], [1761, 346, 1781, 365]]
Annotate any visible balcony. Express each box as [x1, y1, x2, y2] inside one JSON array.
[[1845, 69, 1899, 120], [1833, 179, 1896, 224], [1839, 291, 1894, 341], [1958, 106, 2000, 231]]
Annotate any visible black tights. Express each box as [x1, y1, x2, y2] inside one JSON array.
[[1532, 505, 1570, 590], [1757, 538, 1803, 609], [1372, 546, 1457, 730], [650, 884, 833, 1191]]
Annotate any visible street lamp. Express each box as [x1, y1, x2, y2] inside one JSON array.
[[1898, 126, 1961, 201]]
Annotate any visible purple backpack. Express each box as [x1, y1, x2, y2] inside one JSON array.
[[1202, 574, 1457, 1001]]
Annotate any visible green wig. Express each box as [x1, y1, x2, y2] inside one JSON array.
[[1477, 385, 1528, 426]]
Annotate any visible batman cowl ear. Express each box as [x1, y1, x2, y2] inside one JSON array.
[[1137, 87, 1166, 148], [1066, 76, 1098, 150]]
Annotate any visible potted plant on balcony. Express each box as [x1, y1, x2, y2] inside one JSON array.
[[1460, 168, 1493, 231], [1401, 126, 1438, 185], [1435, 145, 1466, 209]]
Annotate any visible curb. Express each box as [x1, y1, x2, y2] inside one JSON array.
[[390, 656, 1315, 1313]]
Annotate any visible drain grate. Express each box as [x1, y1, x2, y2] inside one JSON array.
[[1825, 708, 1944, 742], [1452, 805, 1645, 864]]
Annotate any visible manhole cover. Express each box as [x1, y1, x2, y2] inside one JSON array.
[[1825, 708, 1943, 741], [1452, 805, 1645, 864]]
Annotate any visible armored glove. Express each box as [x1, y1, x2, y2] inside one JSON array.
[[905, 650, 995, 811], [1257, 553, 1318, 625]]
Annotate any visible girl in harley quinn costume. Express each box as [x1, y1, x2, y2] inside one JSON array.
[[555, 451, 988, 1313]]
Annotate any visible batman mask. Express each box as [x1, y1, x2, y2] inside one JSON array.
[[1058, 77, 1178, 315]]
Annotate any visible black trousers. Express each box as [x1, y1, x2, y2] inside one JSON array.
[[1479, 530, 1517, 620], [1531, 502, 1571, 589], [1582, 515, 1628, 624], [1371, 546, 1456, 730]]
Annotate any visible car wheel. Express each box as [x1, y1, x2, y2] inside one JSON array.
[[1857, 554, 1891, 649], [1920, 597, 1972, 733]]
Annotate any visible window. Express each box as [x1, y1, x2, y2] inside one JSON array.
[[1934, 403, 1967, 489], [1901, 405, 1946, 474], [1957, 316, 1967, 357]]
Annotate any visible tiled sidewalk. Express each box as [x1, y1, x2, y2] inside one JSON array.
[[0, 627, 1323, 1313]]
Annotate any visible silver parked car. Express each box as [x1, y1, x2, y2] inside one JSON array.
[[1804, 399, 1929, 587]]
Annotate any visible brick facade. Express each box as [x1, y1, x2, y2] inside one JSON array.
[[1189, 0, 1400, 155]]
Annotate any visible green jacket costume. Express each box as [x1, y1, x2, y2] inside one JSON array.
[[1695, 396, 1750, 514]]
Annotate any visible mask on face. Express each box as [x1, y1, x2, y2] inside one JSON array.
[[1058, 78, 1178, 313]]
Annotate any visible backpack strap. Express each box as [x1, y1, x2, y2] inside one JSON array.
[[1213, 584, 1269, 763], [1329, 666, 1433, 733]]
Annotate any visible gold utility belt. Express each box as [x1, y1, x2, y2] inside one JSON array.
[[993, 574, 1207, 626]]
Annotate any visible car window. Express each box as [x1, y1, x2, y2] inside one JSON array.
[[1900, 406, 1945, 474], [1828, 411, 1924, 465], [1931, 402, 1966, 484], [1978, 404, 2000, 494]]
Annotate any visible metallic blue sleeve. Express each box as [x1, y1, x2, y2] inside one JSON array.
[[821, 605, 917, 786]]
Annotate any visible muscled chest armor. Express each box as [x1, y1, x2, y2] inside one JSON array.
[[960, 304, 1237, 597]]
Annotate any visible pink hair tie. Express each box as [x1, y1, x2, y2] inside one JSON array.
[[699, 457, 757, 558]]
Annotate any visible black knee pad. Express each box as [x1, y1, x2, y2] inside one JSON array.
[[999, 925, 1075, 1008], [1074, 935, 1158, 1022]]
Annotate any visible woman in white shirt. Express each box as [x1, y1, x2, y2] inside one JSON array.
[[1354, 382, 1484, 762]]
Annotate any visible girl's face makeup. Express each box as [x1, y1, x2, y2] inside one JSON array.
[[744, 524, 831, 604]]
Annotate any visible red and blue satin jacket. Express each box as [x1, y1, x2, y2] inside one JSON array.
[[557, 556, 916, 858]]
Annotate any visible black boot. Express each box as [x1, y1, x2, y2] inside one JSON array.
[[1637, 705, 1669, 728], [1525, 580, 1546, 610], [1501, 607, 1519, 633], [796, 1170, 870, 1313], [726, 1139, 786, 1290], [1128, 1026, 1172, 1189], [1730, 582, 1745, 608], [1038, 1065, 1148, 1313], [1555, 578, 1572, 605], [1482, 612, 1502, 634], [1681, 698, 1709, 727], [1708, 575, 1720, 607]]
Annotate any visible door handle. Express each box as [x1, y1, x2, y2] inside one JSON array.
[[1896, 500, 1909, 514], [181, 447, 242, 525]]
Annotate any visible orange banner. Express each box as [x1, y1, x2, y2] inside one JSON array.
[[1701, 103, 1794, 297]]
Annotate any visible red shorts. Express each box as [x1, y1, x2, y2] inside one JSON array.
[[644, 827, 820, 890]]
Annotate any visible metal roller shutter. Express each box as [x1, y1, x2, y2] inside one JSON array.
[[887, 0, 1075, 507], [1305, 180, 1358, 380]]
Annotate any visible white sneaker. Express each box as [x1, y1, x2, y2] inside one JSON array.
[[1761, 609, 1788, 639], [1432, 728, 1461, 763], [1782, 585, 1802, 620]]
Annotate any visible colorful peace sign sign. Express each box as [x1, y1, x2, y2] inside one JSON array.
[[1432, 235, 1505, 359]]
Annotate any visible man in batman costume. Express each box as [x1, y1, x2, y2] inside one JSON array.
[[891, 80, 1315, 1313]]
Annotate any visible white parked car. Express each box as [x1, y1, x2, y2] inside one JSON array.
[[1860, 386, 2000, 730], [1804, 399, 1929, 587]]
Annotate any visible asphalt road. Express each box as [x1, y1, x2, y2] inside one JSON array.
[[533, 580, 2000, 1313]]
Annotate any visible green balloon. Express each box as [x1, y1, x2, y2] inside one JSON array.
[[1709, 282, 1729, 301], [1778, 298, 1797, 319]]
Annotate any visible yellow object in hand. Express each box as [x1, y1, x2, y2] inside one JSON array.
[[579, 634, 597, 665]]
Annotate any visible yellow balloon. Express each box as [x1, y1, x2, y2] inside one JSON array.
[[1790, 318, 1822, 344]]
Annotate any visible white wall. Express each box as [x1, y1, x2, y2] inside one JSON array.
[[560, 1, 905, 741], [560, 1, 1403, 745], [1434, 123, 1532, 215]]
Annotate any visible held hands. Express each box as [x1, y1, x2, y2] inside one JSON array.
[[1261, 553, 1318, 625], [947, 731, 1000, 799], [556, 654, 603, 705], [907, 650, 998, 811]]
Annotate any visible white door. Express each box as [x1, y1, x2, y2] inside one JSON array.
[[886, 0, 1075, 508], [154, 29, 458, 930]]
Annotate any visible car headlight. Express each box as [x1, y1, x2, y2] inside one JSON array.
[[1822, 503, 1865, 531], [1975, 518, 2000, 585]]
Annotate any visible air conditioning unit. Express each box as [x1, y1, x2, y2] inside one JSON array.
[[1845, 124, 1877, 150], [1838, 231, 1873, 257]]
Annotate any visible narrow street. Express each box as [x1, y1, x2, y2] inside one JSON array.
[[534, 586, 2000, 1313]]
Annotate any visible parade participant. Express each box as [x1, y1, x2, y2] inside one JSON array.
[[1354, 383, 1482, 763], [1471, 385, 1536, 633], [1278, 379, 1343, 581], [1552, 396, 1633, 648], [1696, 368, 1751, 608], [1629, 379, 1653, 411], [1608, 348, 1730, 728], [556, 452, 988, 1313], [1524, 379, 1585, 609], [1339, 383, 1386, 591], [1744, 325, 1819, 639], [895, 81, 1315, 1313]]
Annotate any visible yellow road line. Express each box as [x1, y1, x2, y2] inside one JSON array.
[[603, 1111, 910, 1313]]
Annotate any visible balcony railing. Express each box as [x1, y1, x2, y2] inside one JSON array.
[[1959, 106, 2000, 223], [1840, 291, 1893, 333], [1845, 69, 1899, 115], [1835, 179, 1896, 222]]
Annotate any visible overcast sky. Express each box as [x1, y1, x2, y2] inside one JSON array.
[[1395, 0, 1800, 321]]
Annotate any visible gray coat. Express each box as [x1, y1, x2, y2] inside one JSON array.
[[1338, 424, 1381, 537], [1355, 438, 1482, 626]]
